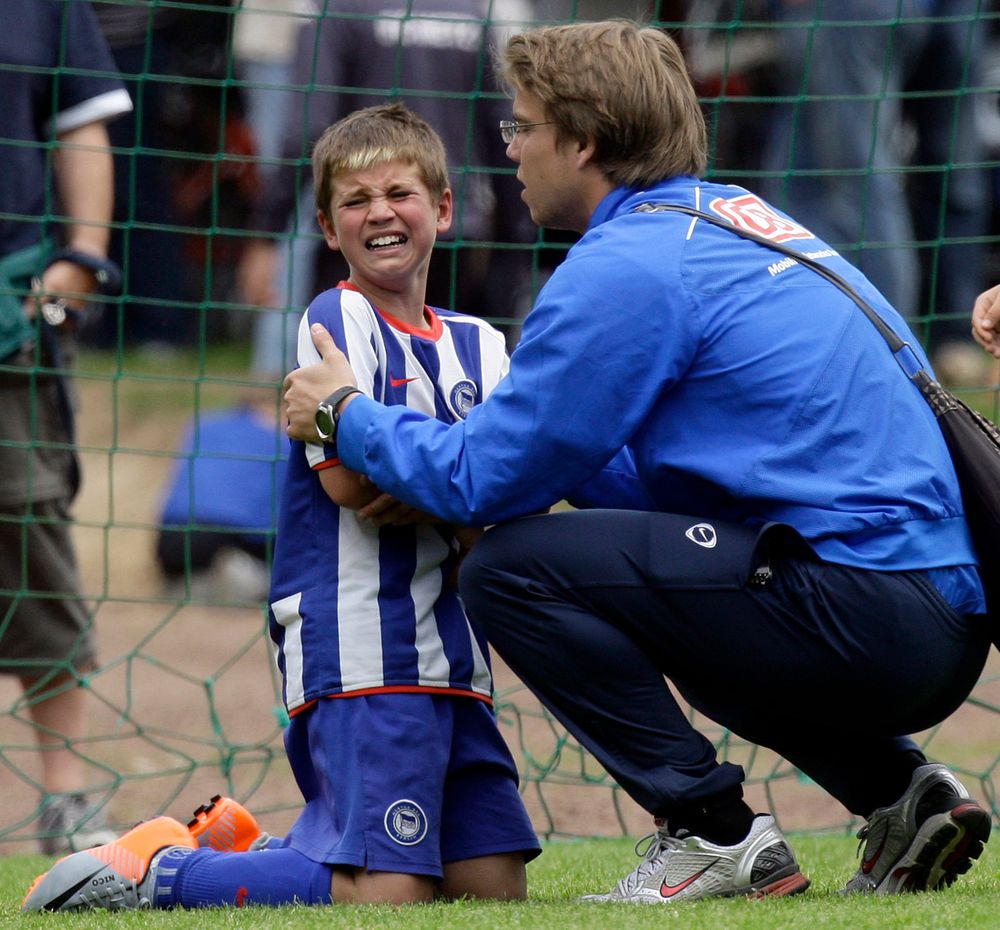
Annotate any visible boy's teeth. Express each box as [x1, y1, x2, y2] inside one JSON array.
[[369, 235, 405, 248]]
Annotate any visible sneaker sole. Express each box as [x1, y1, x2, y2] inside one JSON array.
[[746, 870, 811, 898], [877, 802, 991, 893]]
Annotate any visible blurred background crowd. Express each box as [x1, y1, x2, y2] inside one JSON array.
[[81, 0, 1000, 378]]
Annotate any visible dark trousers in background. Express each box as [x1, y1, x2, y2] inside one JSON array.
[[460, 510, 990, 819]]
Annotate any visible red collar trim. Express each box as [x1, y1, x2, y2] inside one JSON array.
[[337, 281, 442, 340]]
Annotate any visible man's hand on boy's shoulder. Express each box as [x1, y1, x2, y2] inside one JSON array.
[[284, 323, 358, 442]]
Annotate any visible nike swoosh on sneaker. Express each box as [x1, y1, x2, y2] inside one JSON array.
[[659, 859, 719, 898], [862, 839, 886, 874], [390, 376, 418, 387], [47, 865, 107, 911]]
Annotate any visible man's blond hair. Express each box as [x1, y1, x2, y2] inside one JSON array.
[[498, 20, 707, 187], [312, 103, 449, 223]]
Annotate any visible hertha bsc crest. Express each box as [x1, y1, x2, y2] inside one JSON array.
[[384, 799, 428, 845], [449, 379, 477, 419]]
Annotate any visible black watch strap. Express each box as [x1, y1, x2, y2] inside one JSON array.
[[318, 385, 362, 444], [48, 248, 123, 295], [330, 385, 362, 422]]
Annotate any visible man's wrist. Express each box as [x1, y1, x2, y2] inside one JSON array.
[[48, 248, 122, 295], [315, 385, 362, 444]]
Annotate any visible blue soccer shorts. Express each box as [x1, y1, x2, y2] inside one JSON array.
[[282, 692, 541, 877]]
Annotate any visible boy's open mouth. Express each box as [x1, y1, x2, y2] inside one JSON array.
[[367, 234, 407, 251]]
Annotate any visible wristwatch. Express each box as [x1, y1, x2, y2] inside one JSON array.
[[315, 386, 362, 444]]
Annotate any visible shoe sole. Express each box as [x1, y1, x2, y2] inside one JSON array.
[[746, 870, 811, 898], [877, 802, 991, 893]]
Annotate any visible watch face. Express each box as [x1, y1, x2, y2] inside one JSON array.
[[315, 404, 335, 442]]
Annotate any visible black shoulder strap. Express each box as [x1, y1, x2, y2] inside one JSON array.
[[632, 202, 933, 388]]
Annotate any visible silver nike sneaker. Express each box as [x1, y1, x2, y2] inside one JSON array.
[[579, 814, 809, 903], [843, 763, 991, 894]]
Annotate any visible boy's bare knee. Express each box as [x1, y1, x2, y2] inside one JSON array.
[[331, 867, 436, 905], [439, 852, 528, 901]]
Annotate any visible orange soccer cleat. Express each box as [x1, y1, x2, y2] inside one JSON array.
[[187, 794, 267, 853]]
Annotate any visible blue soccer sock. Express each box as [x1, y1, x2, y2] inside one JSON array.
[[152, 845, 334, 908]]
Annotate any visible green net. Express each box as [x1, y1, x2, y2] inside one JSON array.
[[1, 1, 998, 852]]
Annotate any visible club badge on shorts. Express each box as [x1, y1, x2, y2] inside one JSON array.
[[384, 799, 428, 845]]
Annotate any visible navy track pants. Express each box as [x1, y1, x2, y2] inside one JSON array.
[[459, 510, 990, 818]]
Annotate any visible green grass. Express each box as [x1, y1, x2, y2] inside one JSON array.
[[2, 834, 998, 930]]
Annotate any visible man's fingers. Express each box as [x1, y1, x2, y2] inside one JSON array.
[[356, 492, 422, 527], [310, 323, 337, 358], [362, 504, 411, 528], [357, 493, 394, 520]]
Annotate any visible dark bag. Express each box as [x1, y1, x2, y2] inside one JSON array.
[[635, 202, 1000, 649], [0, 241, 49, 361], [918, 376, 1000, 649]]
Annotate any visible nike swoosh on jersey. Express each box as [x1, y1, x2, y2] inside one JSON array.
[[390, 376, 419, 387], [659, 859, 719, 898]]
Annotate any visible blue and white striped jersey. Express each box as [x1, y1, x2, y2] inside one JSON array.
[[268, 285, 509, 714]]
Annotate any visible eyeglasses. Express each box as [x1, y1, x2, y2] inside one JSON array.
[[499, 119, 554, 144]]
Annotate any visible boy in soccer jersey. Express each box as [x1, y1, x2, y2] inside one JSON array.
[[23, 103, 539, 912]]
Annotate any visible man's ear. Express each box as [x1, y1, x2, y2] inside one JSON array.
[[316, 209, 340, 251], [575, 137, 598, 171], [436, 188, 454, 235]]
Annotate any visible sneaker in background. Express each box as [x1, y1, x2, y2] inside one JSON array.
[[579, 813, 809, 903], [22, 815, 197, 912], [843, 763, 991, 894], [38, 794, 117, 856]]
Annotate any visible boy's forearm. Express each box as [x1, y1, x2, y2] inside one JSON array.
[[318, 463, 380, 510]]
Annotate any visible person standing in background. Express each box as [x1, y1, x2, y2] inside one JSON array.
[[0, 0, 132, 853]]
